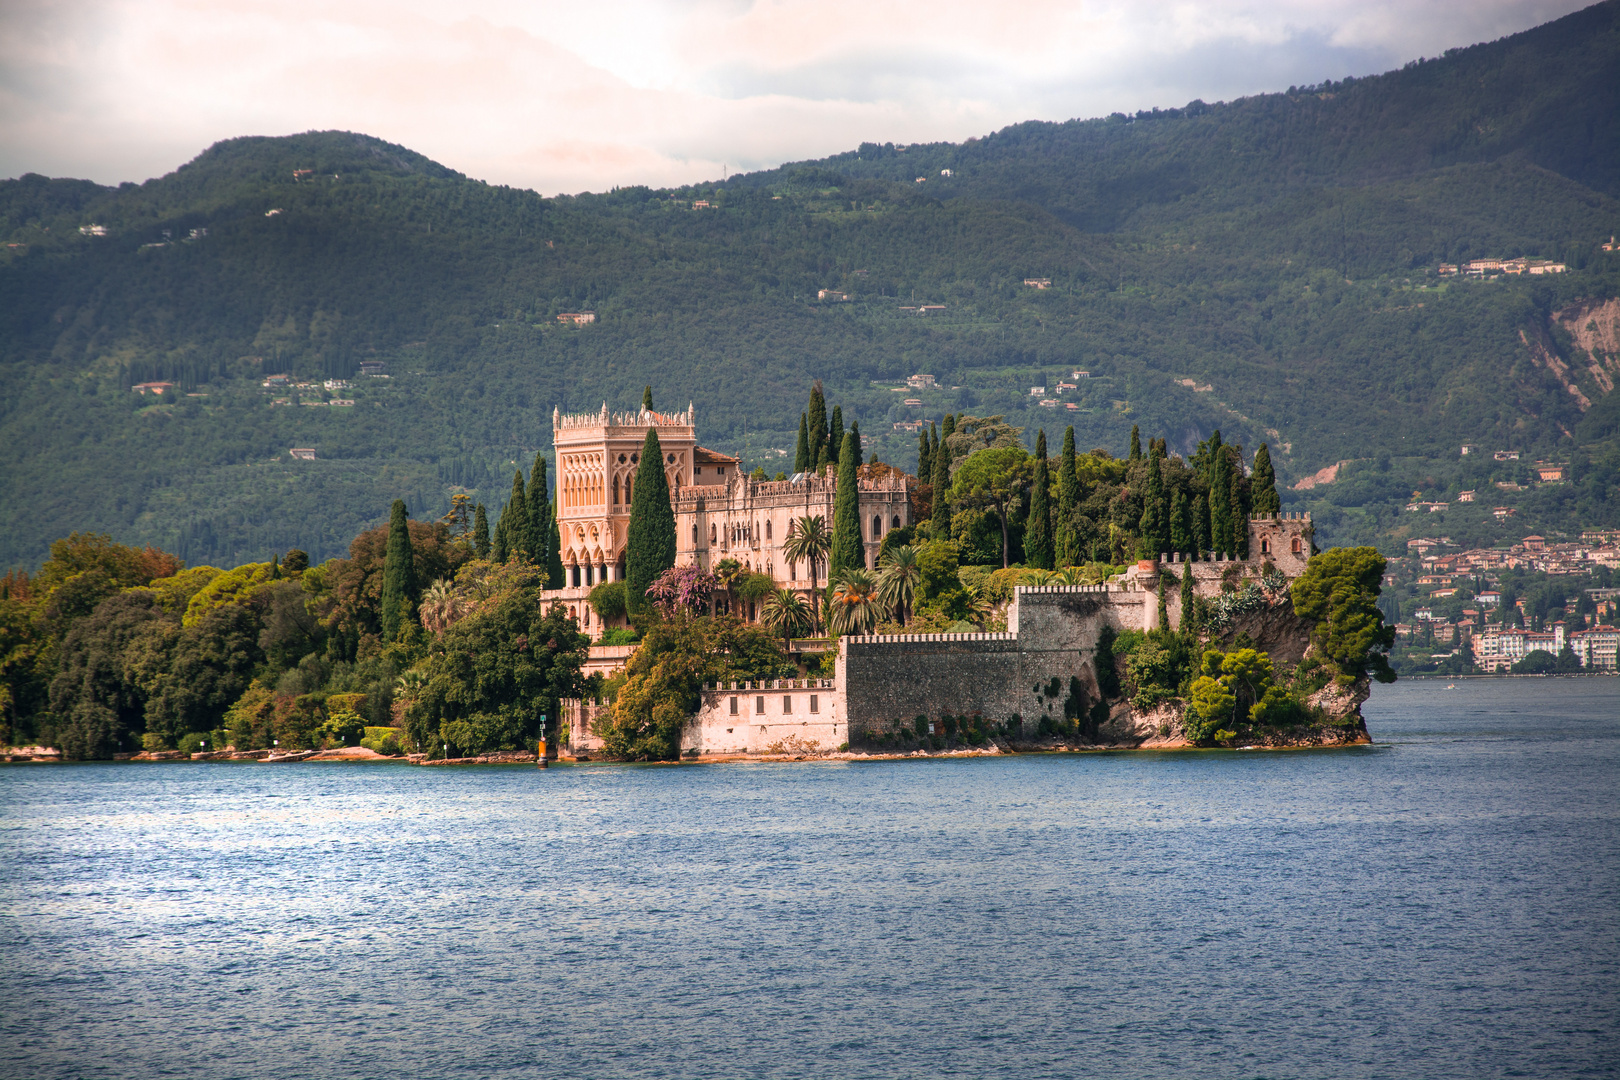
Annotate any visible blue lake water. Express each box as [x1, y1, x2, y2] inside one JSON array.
[[2, 678, 1617, 1079]]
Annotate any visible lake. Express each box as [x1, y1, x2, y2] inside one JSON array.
[[1, 678, 1616, 1079]]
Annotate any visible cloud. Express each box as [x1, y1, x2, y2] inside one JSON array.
[[0, 0, 1591, 194]]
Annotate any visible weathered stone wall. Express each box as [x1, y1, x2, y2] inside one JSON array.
[[684, 679, 842, 755], [837, 586, 1150, 739]]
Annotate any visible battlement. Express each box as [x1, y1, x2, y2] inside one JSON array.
[[553, 403, 695, 432]]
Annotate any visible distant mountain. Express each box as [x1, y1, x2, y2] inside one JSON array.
[[2, 2, 1618, 570]]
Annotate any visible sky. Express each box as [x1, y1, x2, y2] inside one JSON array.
[[0, 0, 1592, 195]]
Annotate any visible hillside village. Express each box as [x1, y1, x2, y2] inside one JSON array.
[[1386, 531, 1620, 673]]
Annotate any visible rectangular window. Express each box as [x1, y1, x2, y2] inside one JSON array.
[[755, 696, 765, 714], [782, 695, 792, 713], [729, 697, 738, 715], [809, 695, 819, 714]]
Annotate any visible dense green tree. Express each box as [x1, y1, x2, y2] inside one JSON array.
[[625, 428, 676, 612], [850, 421, 863, 467], [1209, 453, 1233, 555], [950, 445, 1032, 568], [830, 432, 864, 582], [499, 471, 528, 561], [1129, 425, 1142, 462], [917, 426, 932, 485], [642, 386, 653, 411], [795, 414, 810, 473], [492, 511, 509, 563], [1192, 493, 1210, 557], [379, 500, 416, 640], [829, 406, 844, 466], [473, 503, 490, 557], [1056, 426, 1080, 565], [1179, 555, 1196, 629], [1251, 444, 1280, 517], [1290, 547, 1397, 681], [1229, 464, 1249, 559], [1138, 452, 1167, 558], [1025, 430, 1054, 569], [407, 597, 588, 757]]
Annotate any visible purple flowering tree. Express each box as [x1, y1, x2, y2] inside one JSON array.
[[645, 565, 718, 617]]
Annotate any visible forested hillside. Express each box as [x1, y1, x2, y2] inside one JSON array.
[[3, 1, 1619, 570]]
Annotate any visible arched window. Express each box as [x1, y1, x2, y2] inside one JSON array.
[[872, 515, 882, 539], [710, 523, 717, 543], [625, 478, 632, 503], [692, 524, 699, 544], [892, 515, 901, 529], [613, 475, 620, 504], [765, 521, 772, 540], [1261, 538, 1270, 554], [1292, 537, 1303, 554]]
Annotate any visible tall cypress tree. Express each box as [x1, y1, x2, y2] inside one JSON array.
[[547, 508, 565, 591], [849, 421, 863, 467], [1169, 487, 1191, 554], [830, 431, 863, 582], [1192, 493, 1210, 558], [1209, 453, 1232, 555], [916, 426, 932, 483], [492, 509, 509, 563], [504, 470, 529, 561], [807, 382, 828, 469], [642, 386, 653, 411], [1129, 425, 1142, 462], [1025, 430, 1054, 569], [379, 499, 416, 640], [941, 413, 956, 443], [828, 406, 844, 466], [527, 453, 550, 568], [795, 414, 810, 473], [931, 428, 952, 531], [1056, 426, 1079, 566], [473, 503, 490, 557], [1229, 465, 1249, 559], [625, 429, 676, 612], [1251, 443, 1280, 516], [1138, 453, 1166, 558], [1180, 557, 1196, 629]]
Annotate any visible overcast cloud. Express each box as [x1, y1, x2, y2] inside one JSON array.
[[0, 0, 1590, 194]]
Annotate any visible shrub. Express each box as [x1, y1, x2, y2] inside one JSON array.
[[596, 627, 640, 646], [140, 732, 170, 752], [360, 726, 402, 755], [322, 709, 367, 747], [177, 731, 208, 754], [1094, 626, 1121, 699], [913, 714, 929, 736]]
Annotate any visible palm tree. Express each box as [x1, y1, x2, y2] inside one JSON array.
[[876, 544, 921, 625], [761, 588, 812, 651], [783, 515, 831, 632], [418, 578, 460, 634], [829, 568, 883, 636], [713, 557, 745, 617]]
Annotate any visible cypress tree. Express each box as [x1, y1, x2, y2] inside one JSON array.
[[795, 414, 810, 473], [269, 554, 281, 580], [1230, 466, 1249, 559], [1192, 493, 1210, 558], [527, 453, 550, 567], [547, 508, 564, 591], [931, 427, 952, 531], [807, 382, 828, 468], [850, 421, 862, 467], [917, 426, 932, 483], [1056, 426, 1079, 566], [1180, 558, 1196, 629], [1025, 430, 1054, 569], [1129, 425, 1142, 462], [941, 413, 956, 443], [642, 386, 653, 411], [1169, 487, 1191, 554], [1209, 453, 1232, 555], [625, 428, 676, 612], [828, 406, 844, 465], [815, 442, 829, 474], [504, 470, 529, 561], [379, 499, 416, 640], [830, 431, 863, 582], [473, 503, 490, 557], [1138, 453, 1166, 558], [1251, 443, 1279, 516], [492, 510, 509, 563]]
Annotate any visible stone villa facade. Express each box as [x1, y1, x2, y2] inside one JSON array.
[[547, 404, 912, 635]]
